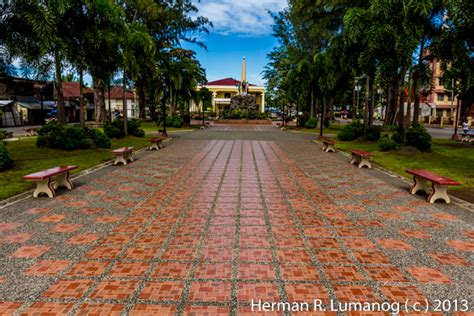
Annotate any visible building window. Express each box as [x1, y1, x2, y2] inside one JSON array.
[[224, 93, 230, 98], [438, 77, 445, 86], [447, 94, 454, 101], [437, 93, 444, 101]]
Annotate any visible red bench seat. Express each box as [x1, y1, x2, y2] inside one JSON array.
[[149, 138, 164, 150], [23, 165, 77, 198], [406, 169, 460, 203], [112, 147, 134, 165], [319, 137, 336, 152], [350, 150, 373, 168]]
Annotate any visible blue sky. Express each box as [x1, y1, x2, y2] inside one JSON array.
[[183, 0, 288, 86]]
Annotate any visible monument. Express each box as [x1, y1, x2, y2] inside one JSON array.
[[230, 57, 258, 114]]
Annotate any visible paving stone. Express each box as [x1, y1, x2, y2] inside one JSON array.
[[0, 126, 472, 314]]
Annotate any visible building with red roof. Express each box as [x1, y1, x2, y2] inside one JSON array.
[[191, 58, 265, 114]]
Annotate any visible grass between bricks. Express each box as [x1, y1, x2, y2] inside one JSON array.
[[327, 137, 474, 202], [0, 136, 151, 200]]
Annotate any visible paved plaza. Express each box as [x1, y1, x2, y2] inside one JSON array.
[[0, 125, 472, 315]]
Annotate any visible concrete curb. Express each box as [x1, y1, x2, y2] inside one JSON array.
[[311, 139, 474, 212]]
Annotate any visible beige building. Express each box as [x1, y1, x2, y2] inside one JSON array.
[[191, 58, 265, 114], [428, 60, 459, 119]]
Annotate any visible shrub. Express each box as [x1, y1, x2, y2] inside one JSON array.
[[337, 121, 363, 141], [36, 122, 102, 151], [0, 142, 13, 171], [366, 126, 381, 141], [378, 135, 398, 151], [0, 129, 11, 141], [172, 117, 183, 128], [324, 117, 330, 128], [391, 131, 403, 144], [304, 118, 318, 129], [406, 124, 431, 151], [87, 129, 111, 148], [133, 129, 145, 137], [165, 116, 174, 126], [127, 118, 142, 135], [104, 125, 124, 139]]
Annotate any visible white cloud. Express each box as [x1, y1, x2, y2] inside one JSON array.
[[195, 0, 287, 37]]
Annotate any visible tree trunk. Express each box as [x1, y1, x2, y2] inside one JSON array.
[[398, 66, 407, 141], [363, 76, 370, 136], [369, 83, 375, 126], [123, 71, 128, 135], [137, 79, 146, 119], [310, 84, 315, 118], [54, 50, 66, 125], [107, 80, 112, 123], [93, 78, 105, 123], [413, 36, 425, 125], [79, 65, 85, 128]]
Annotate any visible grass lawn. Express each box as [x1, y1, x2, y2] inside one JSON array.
[[0, 136, 151, 200], [330, 137, 474, 202], [141, 121, 197, 133]]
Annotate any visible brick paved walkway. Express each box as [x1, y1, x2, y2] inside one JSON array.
[[0, 125, 472, 315]]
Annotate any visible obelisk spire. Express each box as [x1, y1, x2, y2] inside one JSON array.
[[242, 57, 247, 83]]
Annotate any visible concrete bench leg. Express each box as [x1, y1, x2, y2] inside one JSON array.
[[322, 143, 327, 151], [149, 143, 159, 150], [409, 176, 430, 195], [54, 172, 73, 190], [326, 144, 336, 153], [126, 152, 134, 162], [33, 178, 55, 198], [350, 154, 360, 165], [358, 157, 372, 169], [158, 141, 164, 149], [114, 155, 127, 165], [428, 184, 451, 204]]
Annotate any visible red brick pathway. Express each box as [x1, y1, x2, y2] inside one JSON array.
[[0, 130, 472, 315]]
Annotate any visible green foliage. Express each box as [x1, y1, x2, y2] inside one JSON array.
[[133, 129, 145, 137], [0, 142, 13, 171], [304, 118, 318, 129], [172, 117, 183, 128], [87, 129, 111, 149], [337, 121, 363, 141], [406, 124, 432, 151], [165, 116, 174, 126], [108, 118, 145, 138], [378, 135, 398, 151], [366, 126, 381, 141], [104, 125, 125, 139], [324, 117, 330, 128], [37, 121, 110, 150], [391, 131, 403, 144], [0, 130, 11, 141]]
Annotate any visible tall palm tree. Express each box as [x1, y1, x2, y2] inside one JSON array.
[[3, 0, 71, 124]]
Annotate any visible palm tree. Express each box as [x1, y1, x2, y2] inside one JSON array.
[[2, 0, 71, 124]]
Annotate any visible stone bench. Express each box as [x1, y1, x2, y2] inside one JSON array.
[[23, 165, 77, 198], [406, 169, 460, 204], [112, 147, 134, 165], [350, 149, 374, 169]]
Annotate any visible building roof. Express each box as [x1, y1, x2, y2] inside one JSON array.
[[62, 82, 93, 98], [206, 78, 257, 87], [106, 85, 135, 99]]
